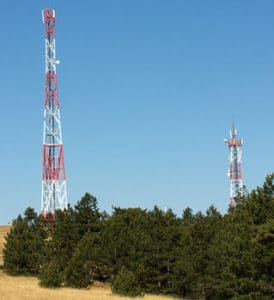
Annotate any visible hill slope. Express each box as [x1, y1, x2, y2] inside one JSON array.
[[0, 271, 177, 300], [0, 226, 178, 299], [0, 226, 11, 265]]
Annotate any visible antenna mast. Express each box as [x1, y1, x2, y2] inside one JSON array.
[[41, 9, 68, 216], [224, 124, 243, 207]]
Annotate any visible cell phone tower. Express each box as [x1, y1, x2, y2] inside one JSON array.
[[224, 124, 243, 207], [41, 9, 68, 217]]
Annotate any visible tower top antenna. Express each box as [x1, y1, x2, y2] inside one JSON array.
[[230, 122, 237, 138]]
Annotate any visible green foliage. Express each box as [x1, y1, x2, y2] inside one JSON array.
[[3, 209, 44, 275], [64, 246, 92, 288], [3, 174, 274, 298], [142, 207, 180, 294], [104, 207, 150, 273], [64, 232, 112, 288], [232, 292, 272, 300], [24, 207, 38, 225], [74, 193, 101, 236], [112, 267, 142, 297], [39, 208, 80, 287], [39, 259, 62, 288]]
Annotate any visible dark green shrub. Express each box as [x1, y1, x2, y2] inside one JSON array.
[[112, 267, 142, 297], [39, 261, 62, 288], [64, 247, 92, 288], [3, 212, 44, 276]]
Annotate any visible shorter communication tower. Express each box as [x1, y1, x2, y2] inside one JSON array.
[[224, 125, 243, 207]]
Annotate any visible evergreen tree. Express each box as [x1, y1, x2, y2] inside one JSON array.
[[112, 267, 142, 297], [65, 231, 112, 288], [39, 207, 79, 287], [104, 207, 150, 276], [141, 206, 179, 294], [3, 208, 44, 275], [172, 207, 196, 297], [74, 193, 101, 236], [39, 259, 63, 288], [24, 207, 38, 225]]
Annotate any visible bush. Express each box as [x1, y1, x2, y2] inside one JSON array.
[[39, 261, 62, 288], [232, 293, 271, 300], [112, 267, 142, 297], [64, 247, 92, 288]]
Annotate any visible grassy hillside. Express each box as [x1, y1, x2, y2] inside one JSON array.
[[0, 226, 178, 299], [0, 226, 11, 265], [0, 270, 178, 300]]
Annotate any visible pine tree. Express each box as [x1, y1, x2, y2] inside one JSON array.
[[112, 267, 142, 297], [3, 208, 44, 275], [39, 259, 63, 288], [74, 193, 101, 236], [65, 231, 112, 288], [39, 207, 80, 287]]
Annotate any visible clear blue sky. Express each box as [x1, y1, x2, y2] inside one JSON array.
[[1, 1, 274, 224]]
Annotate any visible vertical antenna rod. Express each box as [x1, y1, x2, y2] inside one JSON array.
[[224, 124, 243, 207], [41, 9, 68, 216]]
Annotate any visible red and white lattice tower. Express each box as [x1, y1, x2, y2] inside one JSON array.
[[224, 124, 243, 207], [41, 9, 68, 217]]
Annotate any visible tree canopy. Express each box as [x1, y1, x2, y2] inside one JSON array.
[[3, 174, 274, 299]]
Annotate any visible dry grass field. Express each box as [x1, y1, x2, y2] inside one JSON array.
[[0, 226, 11, 266], [0, 271, 179, 300]]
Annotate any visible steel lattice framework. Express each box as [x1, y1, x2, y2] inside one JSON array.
[[224, 125, 243, 207], [41, 9, 67, 216]]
